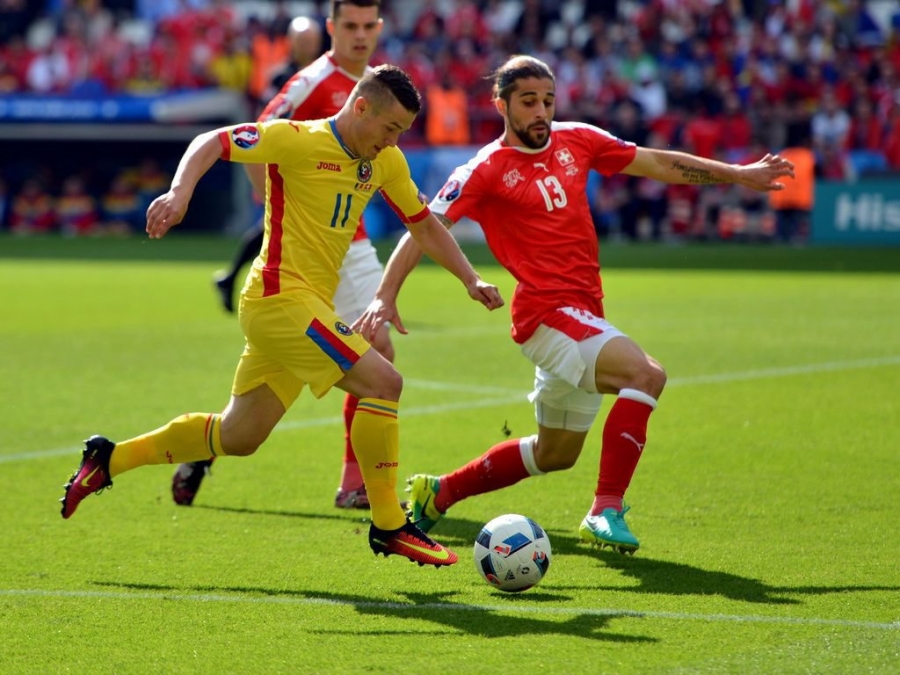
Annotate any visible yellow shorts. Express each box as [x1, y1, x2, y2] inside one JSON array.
[[233, 291, 372, 408]]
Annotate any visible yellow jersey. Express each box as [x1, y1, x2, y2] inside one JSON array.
[[217, 118, 429, 302]]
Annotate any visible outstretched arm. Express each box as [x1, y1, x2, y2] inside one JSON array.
[[353, 213, 503, 340], [146, 130, 222, 238], [622, 147, 795, 192]]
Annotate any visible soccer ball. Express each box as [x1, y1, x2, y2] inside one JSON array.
[[473, 514, 551, 592]]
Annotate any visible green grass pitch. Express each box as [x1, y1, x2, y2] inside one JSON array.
[[1, 235, 898, 674]]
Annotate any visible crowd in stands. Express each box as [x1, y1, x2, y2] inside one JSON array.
[[2, 159, 169, 237], [2, 0, 900, 242]]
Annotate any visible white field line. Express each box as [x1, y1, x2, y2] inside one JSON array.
[[4, 355, 898, 465], [666, 355, 900, 386], [1, 588, 897, 631]]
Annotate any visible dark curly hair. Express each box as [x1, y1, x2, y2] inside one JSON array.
[[491, 55, 555, 104]]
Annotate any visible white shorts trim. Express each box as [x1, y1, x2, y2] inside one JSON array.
[[521, 314, 627, 431], [333, 239, 384, 325]]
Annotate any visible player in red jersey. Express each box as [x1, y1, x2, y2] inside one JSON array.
[[354, 55, 795, 554], [178, 0, 390, 509]]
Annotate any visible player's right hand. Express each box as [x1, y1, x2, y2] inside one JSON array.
[[146, 190, 188, 239], [353, 297, 405, 341], [466, 279, 504, 311], [738, 153, 795, 192]]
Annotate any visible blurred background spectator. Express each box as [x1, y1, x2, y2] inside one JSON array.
[[1, 0, 899, 242], [55, 174, 99, 237], [100, 171, 143, 234], [768, 134, 816, 244], [10, 177, 55, 235]]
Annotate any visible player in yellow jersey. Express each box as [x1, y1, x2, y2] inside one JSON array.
[[59, 65, 505, 568]]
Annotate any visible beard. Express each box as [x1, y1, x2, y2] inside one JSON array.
[[510, 119, 550, 149]]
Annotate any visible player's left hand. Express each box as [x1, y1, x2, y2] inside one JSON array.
[[738, 153, 796, 192], [466, 279, 505, 310], [353, 297, 404, 341]]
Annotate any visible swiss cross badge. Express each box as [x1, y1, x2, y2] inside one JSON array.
[[555, 148, 574, 165]]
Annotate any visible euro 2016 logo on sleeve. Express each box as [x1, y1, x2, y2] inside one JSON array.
[[438, 179, 461, 201], [357, 160, 372, 183], [335, 321, 353, 336], [232, 125, 260, 149]]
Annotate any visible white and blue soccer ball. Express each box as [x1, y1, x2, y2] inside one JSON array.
[[474, 514, 551, 592]]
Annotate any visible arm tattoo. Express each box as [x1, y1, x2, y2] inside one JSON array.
[[435, 213, 455, 229], [671, 160, 722, 185]]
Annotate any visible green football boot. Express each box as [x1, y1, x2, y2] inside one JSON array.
[[405, 474, 445, 533], [579, 506, 640, 554]]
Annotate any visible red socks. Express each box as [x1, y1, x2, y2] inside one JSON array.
[[591, 388, 656, 515], [435, 436, 539, 513], [429, 388, 657, 518], [343, 393, 359, 465]]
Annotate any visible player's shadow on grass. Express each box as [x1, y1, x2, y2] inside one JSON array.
[[91, 580, 656, 643], [435, 517, 900, 606], [191, 503, 362, 523], [560, 532, 900, 606]]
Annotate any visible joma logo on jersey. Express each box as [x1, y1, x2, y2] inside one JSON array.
[[374, 462, 398, 469], [316, 161, 342, 172]]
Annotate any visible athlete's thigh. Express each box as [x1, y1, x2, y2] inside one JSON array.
[[593, 334, 660, 394], [333, 239, 383, 324], [223, 383, 285, 429], [522, 324, 604, 431], [219, 383, 286, 453], [238, 291, 371, 400], [335, 347, 401, 401]]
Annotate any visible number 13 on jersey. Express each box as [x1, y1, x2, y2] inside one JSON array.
[[535, 176, 567, 211]]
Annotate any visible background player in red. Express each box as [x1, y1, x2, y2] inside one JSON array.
[[177, 0, 389, 509], [354, 55, 794, 554]]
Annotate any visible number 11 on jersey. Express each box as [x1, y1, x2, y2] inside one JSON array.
[[330, 193, 354, 228]]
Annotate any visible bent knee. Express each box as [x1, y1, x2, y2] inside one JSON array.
[[648, 361, 667, 395], [533, 436, 583, 473], [220, 439, 262, 457], [372, 366, 403, 400], [219, 426, 269, 457], [536, 454, 578, 472], [631, 360, 666, 399]]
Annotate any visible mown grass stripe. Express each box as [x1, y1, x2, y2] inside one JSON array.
[[2, 588, 897, 631]]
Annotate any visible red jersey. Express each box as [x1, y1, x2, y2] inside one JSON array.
[[258, 53, 373, 241], [430, 121, 636, 344]]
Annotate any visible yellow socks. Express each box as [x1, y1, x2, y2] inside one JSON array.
[[109, 413, 223, 477], [107, 400, 406, 533], [350, 398, 405, 531]]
